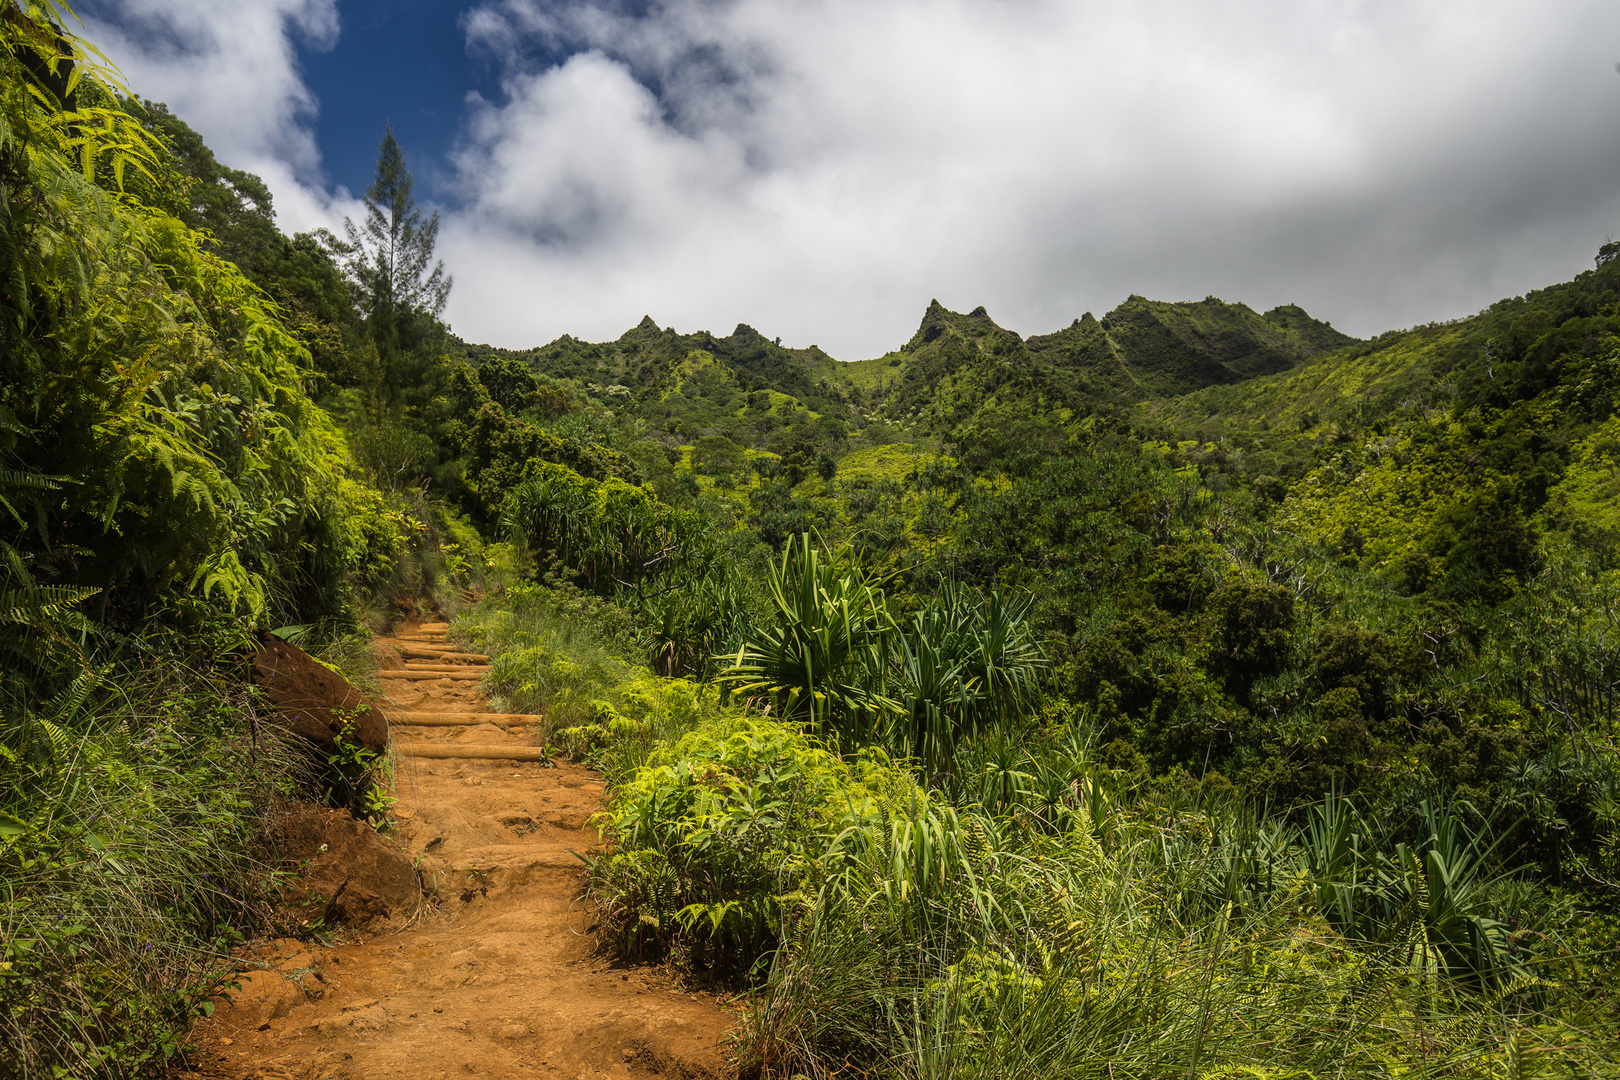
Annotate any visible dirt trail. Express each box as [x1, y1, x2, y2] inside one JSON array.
[[189, 624, 735, 1080]]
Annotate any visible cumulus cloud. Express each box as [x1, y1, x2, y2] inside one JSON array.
[[438, 0, 1620, 358], [79, 0, 353, 233], [77, 0, 1620, 357]]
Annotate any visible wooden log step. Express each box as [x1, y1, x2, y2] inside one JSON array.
[[378, 670, 485, 681], [385, 712, 540, 724], [389, 715, 515, 728], [400, 647, 490, 662], [397, 744, 549, 761], [402, 663, 491, 673]]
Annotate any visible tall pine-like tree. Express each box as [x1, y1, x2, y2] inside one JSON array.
[[327, 127, 451, 412]]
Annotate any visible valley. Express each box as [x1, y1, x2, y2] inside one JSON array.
[[3, 8, 1619, 1079]]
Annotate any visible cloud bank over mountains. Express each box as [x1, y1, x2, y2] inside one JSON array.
[[85, 0, 1620, 359]]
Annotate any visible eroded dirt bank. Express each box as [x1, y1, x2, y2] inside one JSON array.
[[186, 624, 734, 1080]]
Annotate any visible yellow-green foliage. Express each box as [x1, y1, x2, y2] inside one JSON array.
[[590, 706, 1606, 1077], [616, 715, 917, 851], [661, 348, 724, 401], [0, 9, 386, 624], [743, 796, 1608, 1079], [456, 577, 1618, 1077], [1152, 324, 1452, 434], [593, 714, 922, 971], [458, 588, 729, 776], [502, 459, 710, 590], [1280, 425, 1514, 572], [554, 722, 610, 758], [840, 351, 908, 392], [483, 630, 638, 724], [331, 475, 408, 588], [1545, 412, 1620, 558], [555, 699, 655, 760], [834, 443, 936, 485]]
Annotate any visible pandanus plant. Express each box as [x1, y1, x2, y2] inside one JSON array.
[[1304, 793, 1515, 988], [897, 582, 1046, 777], [717, 535, 897, 745], [639, 564, 750, 680], [720, 539, 1046, 774]]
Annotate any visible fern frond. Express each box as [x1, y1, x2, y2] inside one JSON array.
[[0, 584, 100, 625], [43, 666, 104, 728], [0, 468, 69, 525], [0, 468, 66, 489], [20, 712, 74, 769]]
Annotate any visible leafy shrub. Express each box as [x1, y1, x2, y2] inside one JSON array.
[[590, 716, 915, 978], [455, 585, 729, 782], [500, 460, 712, 593], [1207, 577, 1296, 700]]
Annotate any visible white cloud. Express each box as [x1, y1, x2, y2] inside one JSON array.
[[80, 0, 355, 234], [78, 0, 1620, 357], [441, 0, 1620, 356]]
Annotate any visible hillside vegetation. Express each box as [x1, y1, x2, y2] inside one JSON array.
[[0, 10, 480, 1075], [4, 3, 1620, 1077], [437, 263, 1620, 1074]]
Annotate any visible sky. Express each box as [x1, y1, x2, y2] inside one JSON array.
[[78, 0, 1620, 361]]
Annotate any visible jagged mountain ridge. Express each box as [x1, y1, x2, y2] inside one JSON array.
[[454, 317, 861, 449], [462, 293, 1355, 446], [1031, 295, 1357, 395], [463, 317, 844, 401]]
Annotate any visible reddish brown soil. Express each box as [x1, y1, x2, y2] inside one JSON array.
[[187, 624, 736, 1080]]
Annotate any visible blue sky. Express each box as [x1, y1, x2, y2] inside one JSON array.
[[76, 1, 1620, 358], [295, 0, 489, 196], [85, 0, 498, 196]]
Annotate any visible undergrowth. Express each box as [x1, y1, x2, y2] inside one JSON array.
[[452, 580, 720, 784], [455, 583, 1620, 1079], [0, 644, 303, 1079]]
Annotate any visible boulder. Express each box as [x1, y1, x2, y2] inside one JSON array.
[[251, 631, 388, 757], [275, 805, 420, 928]]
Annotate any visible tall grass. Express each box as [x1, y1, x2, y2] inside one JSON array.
[[742, 794, 1613, 1079], [453, 583, 726, 784], [581, 708, 1618, 1077], [1, 654, 302, 1078]]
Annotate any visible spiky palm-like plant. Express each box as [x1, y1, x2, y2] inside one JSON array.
[[897, 582, 1046, 777], [718, 536, 896, 744]]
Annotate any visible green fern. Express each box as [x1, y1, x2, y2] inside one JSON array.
[[0, 583, 99, 626]]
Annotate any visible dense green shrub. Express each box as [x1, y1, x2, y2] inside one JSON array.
[[590, 716, 916, 976]]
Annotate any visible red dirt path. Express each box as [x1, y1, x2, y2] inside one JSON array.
[[185, 624, 735, 1080]]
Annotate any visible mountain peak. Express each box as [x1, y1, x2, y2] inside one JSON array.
[[912, 300, 955, 347]]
